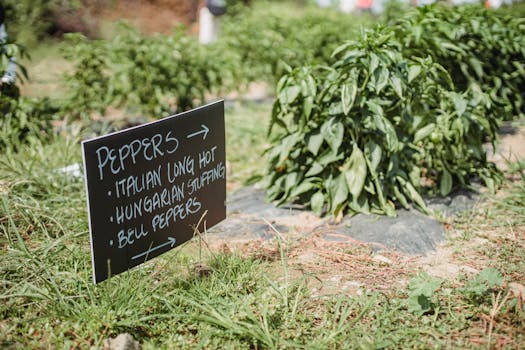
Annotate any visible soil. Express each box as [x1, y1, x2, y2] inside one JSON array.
[[207, 124, 525, 296], [96, 0, 202, 34]]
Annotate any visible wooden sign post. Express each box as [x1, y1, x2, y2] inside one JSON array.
[[82, 100, 226, 283]]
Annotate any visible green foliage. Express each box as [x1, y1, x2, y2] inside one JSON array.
[[62, 24, 237, 119], [394, 4, 525, 120], [2, 0, 56, 46], [407, 273, 441, 315], [266, 26, 503, 217], [495, 0, 525, 19], [0, 32, 55, 150], [219, 3, 370, 84], [224, 0, 253, 16], [61, 33, 110, 120], [1, 107, 525, 350], [461, 268, 504, 302], [0, 97, 58, 150], [60, 3, 372, 120]]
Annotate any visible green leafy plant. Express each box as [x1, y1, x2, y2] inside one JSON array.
[[407, 273, 441, 315], [62, 24, 238, 120], [461, 267, 504, 303], [61, 33, 110, 121], [394, 4, 525, 120], [0, 34, 55, 150], [219, 3, 370, 84], [266, 26, 502, 217]]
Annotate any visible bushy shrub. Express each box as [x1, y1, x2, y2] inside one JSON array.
[[266, 26, 503, 217], [61, 4, 371, 120], [0, 38, 56, 150], [61, 24, 239, 119], [394, 4, 525, 119], [0, 97, 58, 150], [60, 34, 110, 121], [219, 4, 371, 84]]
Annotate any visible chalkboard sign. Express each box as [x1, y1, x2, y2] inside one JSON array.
[[82, 100, 226, 283]]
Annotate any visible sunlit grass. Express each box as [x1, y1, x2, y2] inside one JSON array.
[[1, 124, 524, 348]]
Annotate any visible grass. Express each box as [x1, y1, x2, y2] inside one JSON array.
[[1, 115, 524, 349], [1, 2, 524, 347], [225, 101, 272, 191]]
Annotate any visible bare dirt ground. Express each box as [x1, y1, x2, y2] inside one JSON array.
[[95, 0, 201, 35], [209, 125, 525, 296]]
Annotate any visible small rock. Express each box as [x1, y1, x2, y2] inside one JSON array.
[[372, 255, 393, 265], [104, 333, 140, 350], [57, 163, 82, 178], [460, 265, 479, 275], [508, 282, 525, 310], [342, 281, 363, 291], [194, 263, 213, 277], [425, 262, 461, 279], [329, 275, 343, 283]]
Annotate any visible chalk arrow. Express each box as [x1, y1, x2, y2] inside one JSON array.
[[131, 237, 177, 261], [187, 124, 209, 140]]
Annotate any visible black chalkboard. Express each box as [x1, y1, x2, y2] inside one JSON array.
[[82, 100, 226, 283]]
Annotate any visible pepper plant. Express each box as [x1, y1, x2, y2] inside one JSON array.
[[394, 4, 525, 120], [62, 24, 239, 120], [266, 27, 503, 217]]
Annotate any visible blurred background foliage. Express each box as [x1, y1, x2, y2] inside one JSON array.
[[1, 0, 525, 209]]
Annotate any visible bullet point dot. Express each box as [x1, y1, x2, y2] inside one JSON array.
[[109, 240, 113, 246], [108, 190, 112, 196], [110, 216, 114, 222]]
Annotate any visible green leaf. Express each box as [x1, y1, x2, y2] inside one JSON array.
[[328, 102, 344, 115], [330, 173, 348, 211], [409, 166, 420, 189], [284, 172, 298, 195], [390, 75, 403, 98], [364, 142, 382, 173], [408, 294, 433, 315], [301, 74, 317, 96], [482, 175, 496, 194], [442, 42, 463, 53], [414, 123, 435, 143], [398, 176, 427, 211], [331, 42, 353, 58], [341, 80, 357, 115], [317, 148, 344, 166], [475, 268, 503, 288], [311, 191, 325, 215], [373, 115, 398, 151], [344, 145, 367, 198], [348, 195, 370, 214], [408, 65, 422, 83], [408, 272, 441, 314], [468, 57, 484, 79], [321, 117, 344, 153], [375, 67, 389, 93], [369, 53, 379, 75], [305, 162, 323, 177], [304, 96, 314, 119], [463, 268, 504, 297], [290, 181, 315, 198], [440, 170, 453, 196], [279, 85, 300, 104], [367, 100, 384, 118], [393, 185, 409, 209], [408, 264, 437, 283], [277, 133, 300, 165], [307, 131, 324, 156], [452, 93, 467, 116]]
